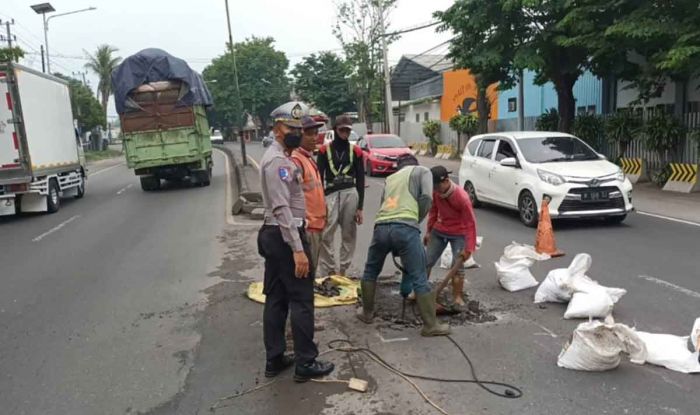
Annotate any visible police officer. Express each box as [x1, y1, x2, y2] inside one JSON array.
[[258, 101, 334, 382]]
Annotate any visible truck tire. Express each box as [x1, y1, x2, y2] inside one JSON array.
[[75, 174, 86, 199], [47, 179, 61, 213], [140, 176, 160, 191]]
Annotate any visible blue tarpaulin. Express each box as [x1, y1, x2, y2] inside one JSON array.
[[111, 48, 213, 114]]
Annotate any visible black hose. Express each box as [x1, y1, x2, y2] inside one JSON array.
[[327, 337, 523, 399]]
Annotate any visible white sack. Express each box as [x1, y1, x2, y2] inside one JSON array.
[[534, 253, 592, 303], [637, 332, 700, 374], [557, 321, 647, 371], [502, 242, 550, 264], [438, 236, 484, 270], [495, 258, 539, 292], [564, 287, 615, 319], [691, 318, 700, 351]]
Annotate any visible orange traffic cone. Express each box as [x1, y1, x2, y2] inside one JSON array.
[[535, 198, 565, 258]]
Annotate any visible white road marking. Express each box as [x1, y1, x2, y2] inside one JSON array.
[[636, 211, 700, 228], [116, 184, 133, 195], [376, 332, 409, 343], [32, 215, 80, 242], [88, 162, 124, 177], [214, 148, 260, 227], [533, 323, 559, 338], [638, 275, 700, 300]]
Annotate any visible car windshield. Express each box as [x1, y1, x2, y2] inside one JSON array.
[[369, 135, 407, 149], [518, 136, 599, 163]]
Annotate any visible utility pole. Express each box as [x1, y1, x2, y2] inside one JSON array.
[[224, 0, 247, 166], [40, 45, 45, 72], [517, 69, 525, 131], [379, 1, 394, 134]]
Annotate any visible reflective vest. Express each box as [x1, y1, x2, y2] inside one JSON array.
[[375, 166, 419, 223], [326, 143, 355, 177], [291, 149, 327, 232]]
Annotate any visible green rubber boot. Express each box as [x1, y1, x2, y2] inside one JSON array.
[[356, 281, 376, 324], [416, 292, 451, 336]]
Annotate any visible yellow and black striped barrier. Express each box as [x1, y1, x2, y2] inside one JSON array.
[[619, 158, 645, 184], [663, 163, 699, 193]]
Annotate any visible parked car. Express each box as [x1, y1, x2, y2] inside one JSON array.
[[210, 129, 224, 145], [458, 132, 633, 227], [358, 134, 417, 176]]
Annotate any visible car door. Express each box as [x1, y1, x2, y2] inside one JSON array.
[[490, 138, 521, 207], [470, 138, 498, 201]]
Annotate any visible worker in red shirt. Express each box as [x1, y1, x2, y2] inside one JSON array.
[[424, 166, 477, 307]]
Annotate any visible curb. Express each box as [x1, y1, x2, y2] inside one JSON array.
[[215, 144, 264, 218]]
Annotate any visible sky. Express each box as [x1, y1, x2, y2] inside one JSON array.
[[1, 0, 455, 117]]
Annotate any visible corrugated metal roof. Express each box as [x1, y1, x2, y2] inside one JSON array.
[[402, 54, 453, 73]]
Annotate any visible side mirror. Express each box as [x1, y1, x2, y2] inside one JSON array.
[[500, 157, 518, 168]]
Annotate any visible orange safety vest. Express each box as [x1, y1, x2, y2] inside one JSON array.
[[291, 148, 327, 232]]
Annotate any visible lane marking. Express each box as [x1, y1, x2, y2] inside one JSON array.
[[32, 215, 80, 242], [116, 184, 133, 195], [214, 148, 259, 227], [88, 162, 124, 177], [533, 323, 559, 338], [638, 275, 700, 300], [636, 211, 700, 228]]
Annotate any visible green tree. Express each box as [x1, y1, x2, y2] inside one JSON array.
[[449, 114, 479, 151], [334, 0, 396, 129], [605, 110, 642, 159], [85, 45, 122, 118], [204, 37, 290, 130], [572, 113, 604, 150], [0, 47, 24, 62], [423, 120, 441, 155], [435, 1, 520, 133], [54, 73, 106, 132], [644, 113, 687, 167], [536, 108, 559, 132], [291, 52, 355, 118]]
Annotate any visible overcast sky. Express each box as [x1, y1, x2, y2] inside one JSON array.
[[2, 0, 454, 117]]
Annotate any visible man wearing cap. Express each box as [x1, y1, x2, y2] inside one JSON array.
[[356, 157, 450, 337], [290, 116, 327, 277], [258, 101, 334, 382], [424, 166, 478, 307], [317, 115, 365, 277]]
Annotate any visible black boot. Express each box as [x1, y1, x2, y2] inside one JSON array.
[[265, 354, 295, 378], [294, 359, 335, 383]]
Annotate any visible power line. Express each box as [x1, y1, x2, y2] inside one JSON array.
[[384, 21, 439, 37]]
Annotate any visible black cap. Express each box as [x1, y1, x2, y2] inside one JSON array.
[[301, 116, 324, 131], [431, 165, 452, 184]]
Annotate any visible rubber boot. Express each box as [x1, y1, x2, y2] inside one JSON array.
[[452, 274, 466, 307], [356, 281, 376, 324], [416, 292, 451, 336]]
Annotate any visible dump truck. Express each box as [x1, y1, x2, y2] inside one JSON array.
[[112, 49, 213, 191], [0, 62, 86, 216]]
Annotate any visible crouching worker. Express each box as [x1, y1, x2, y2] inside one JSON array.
[[424, 166, 477, 307], [356, 157, 450, 336]]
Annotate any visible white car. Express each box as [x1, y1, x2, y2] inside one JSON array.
[[458, 132, 634, 227], [210, 129, 224, 145]]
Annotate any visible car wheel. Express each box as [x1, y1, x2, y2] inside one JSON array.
[[75, 174, 86, 199], [464, 181, 481, 208], [518, 190, 539, 228], [604, 214, 627, 225], [47, 179, 60, 213], [140, 176, 161, 191]]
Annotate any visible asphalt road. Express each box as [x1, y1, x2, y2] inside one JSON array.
[[224, 142, 700, 415], [0, 151, 228, 414]]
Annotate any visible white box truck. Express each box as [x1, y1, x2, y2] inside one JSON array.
[[0, 63, 87, 216]]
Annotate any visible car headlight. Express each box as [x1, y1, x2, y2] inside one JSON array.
[[615, 169, 625, 182], [373, 154, 389, 161], [537, 169, 566, 186]]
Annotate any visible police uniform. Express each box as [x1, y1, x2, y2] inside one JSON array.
[[257, 102, 319, 370]]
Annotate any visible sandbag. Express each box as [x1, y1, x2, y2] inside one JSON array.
[[564, 286, 615, 319], [495, 258, 539, 292], [534, 253, 591, 303], [502, 241, 550, 265], [637, 332, 700, 374], [438, 236, 484, 270], [558, 321, 646, 371]]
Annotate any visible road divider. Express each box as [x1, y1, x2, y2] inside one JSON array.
[[663, 163, 699, 193], [619, 158, 645, 184]]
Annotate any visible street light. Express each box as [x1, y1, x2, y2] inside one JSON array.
[[31, 3, 97, 74]]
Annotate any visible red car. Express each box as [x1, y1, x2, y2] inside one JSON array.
[[358, 134, 417, 176]]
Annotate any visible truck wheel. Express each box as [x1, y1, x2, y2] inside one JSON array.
[[47, 179, 61, 213], [75, 174, 86, 199], [140, 176, 160, 191]]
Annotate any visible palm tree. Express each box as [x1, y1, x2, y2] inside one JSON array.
[[85, 45, 122, 118]]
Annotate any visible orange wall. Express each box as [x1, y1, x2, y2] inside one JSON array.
[[440, 69, 499, 122]]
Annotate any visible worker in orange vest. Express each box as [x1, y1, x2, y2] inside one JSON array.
[[290, 116, 328, 277]]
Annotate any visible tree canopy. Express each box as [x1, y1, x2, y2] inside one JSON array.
[[204, 37, 290, 130], [54, 73, 106, 132], [85, 45, 122, 118], [291, 52, 355, 118]]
